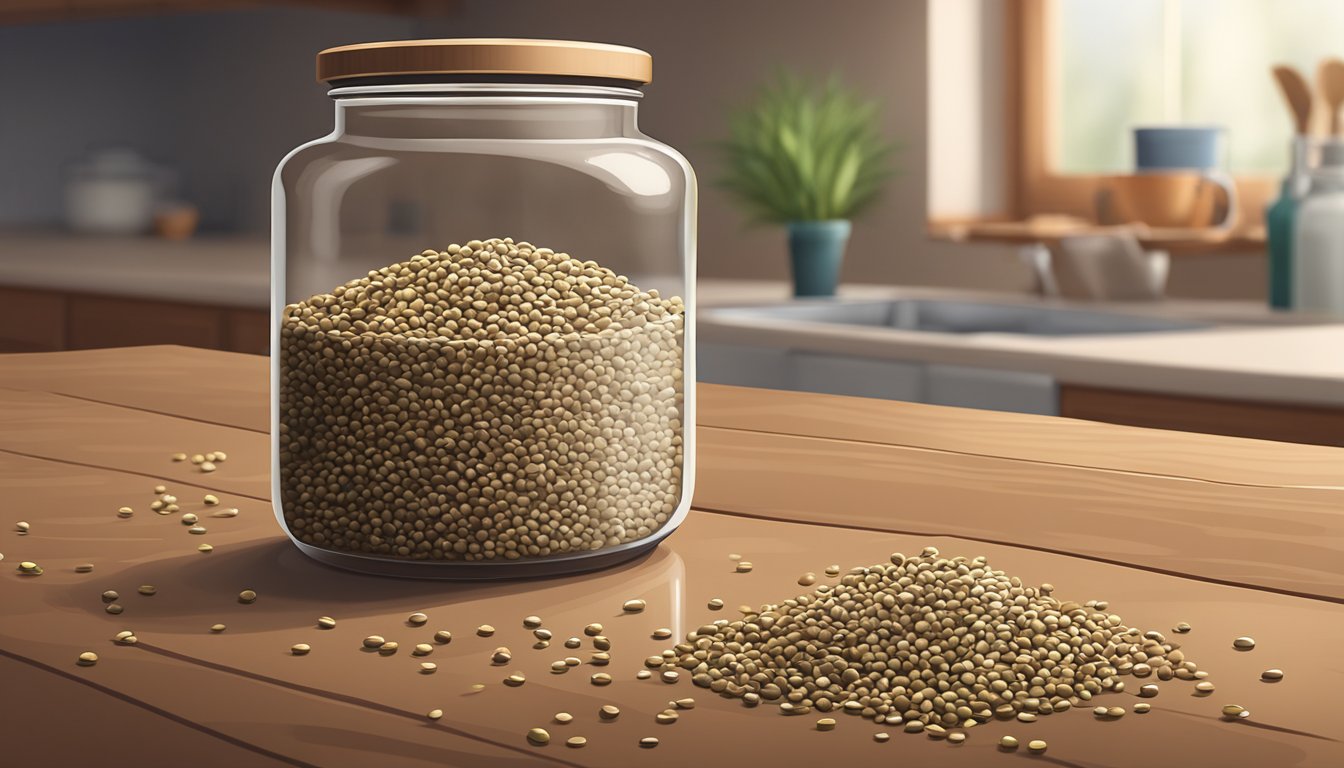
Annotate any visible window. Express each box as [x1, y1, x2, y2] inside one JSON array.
[[1057, 0, 1344, 175]]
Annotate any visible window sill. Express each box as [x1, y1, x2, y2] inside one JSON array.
[[928, 217, 1267, 256]]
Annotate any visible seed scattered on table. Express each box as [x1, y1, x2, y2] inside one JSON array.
[[551, 661, 569, 673], [316, 616, 336, 630], [591, 673, 612, 686], [17, 561, 42, 575], [554, 712, 573, 723], [1027, 740, 1048, 754], [1233, 636, 1256, 651], [203, 494, 219, 506], [362, 635, 385, 649], [1016, 712, 1036, 723], [874, 732, 890, 743], [378, 641, 398, 656], [197, 544, 213, 553], [523, 616, 542, 629], [816, 718, 836, 731], [1172, 621, 1191, 633], [565, 736, 586, 748], [1133, 703, 1151, 713], [137, 585, 157, 596], [824, 564, 840, 576], [797, 572, 817, 586], [476, 625, 495, 637], [181, 513, 198, 525], [593, 636, 611, 651], [948, 732, 966, 744], [291, 644, 311, 656], [673, 698, 695, 709], [115, 630, 135, 642], [1195, 682, 1215, 694], [591, 652, 611, 666], [655, 709, 678, 724], [661, 670, 679, 683], [117, 507, 134, 519], [637, 670, 652, 679], [420, 662, 437, 674], [408, 612, 428, 626], [623, 599, 647, 613], [200, 462, 217, 473], [651, 628, 672, 640], [212, 508, 240, 518], [427, 709, 443, 720], [211, 624, 226, 633], [999, 736, 1019, 751], [533, 628, 553, 641], [77, 652, 98, 667], [639, 737, 659, 748], [105, 603, 123, 615], [1261, 668, 1284, 682], [707, 598, 723, 610], [492, 647, 512, 664], [584, 623, 603, 636], [172, 453, 187, 462], [504, 673, 526, 686], [1139, 684, 1160, 698], [413, 643, 433, 656], [526, 728, 550, 746], [75, 564, 94, 573], [599, 705, 620, 720], [564, 637, 581, 649], [187, 525, 207, 535], [433, 630, 452, 644], [190, 454, 205, 465], [238, 590, 257, 604], [16, 521, 30, 533], [469, 683, 485, 692], [735, 562, 753, 573], [1222, 704, 1249, 719]]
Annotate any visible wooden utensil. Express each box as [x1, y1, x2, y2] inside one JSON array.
[[1316, 58, 1344, 135], [1273, 65, 1313, 134]]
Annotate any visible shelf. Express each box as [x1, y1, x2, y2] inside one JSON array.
[[929, 217, 1267, 255]]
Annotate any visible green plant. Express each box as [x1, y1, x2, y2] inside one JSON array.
[[717, 73, 897, 223]]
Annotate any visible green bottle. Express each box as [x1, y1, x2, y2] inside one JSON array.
[[1267, 136, 1311, 310], [1266, 178, 1296, 309]]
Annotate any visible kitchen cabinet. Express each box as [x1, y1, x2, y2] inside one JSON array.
[[0, 286, 268, 355], [699, 342, 1056, 415], [1060, 384, 1344, 447], [1, 347, 1341, 767]]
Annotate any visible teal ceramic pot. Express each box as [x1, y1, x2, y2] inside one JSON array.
[[787, 220, 851, 297]]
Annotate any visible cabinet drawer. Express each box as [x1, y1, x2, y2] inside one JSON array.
[[67, 295, 225, 350], [0, 287, 66, 352]]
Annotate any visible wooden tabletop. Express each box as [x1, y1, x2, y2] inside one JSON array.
[[1, 346, 1341, 768]]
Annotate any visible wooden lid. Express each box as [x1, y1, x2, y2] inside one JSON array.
[[316, 38, 652, 84]]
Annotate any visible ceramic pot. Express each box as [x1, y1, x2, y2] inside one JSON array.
[[787, 219, 851, 297]]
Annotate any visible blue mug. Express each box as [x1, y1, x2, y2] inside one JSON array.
[[1131, 126, 1238, 229]]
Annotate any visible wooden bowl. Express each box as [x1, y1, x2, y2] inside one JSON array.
[[1098, 173, 1222, 228]]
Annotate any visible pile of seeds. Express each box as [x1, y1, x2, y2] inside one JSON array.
[[277, 237, 685, 561], [667, 548, 1202, 730]]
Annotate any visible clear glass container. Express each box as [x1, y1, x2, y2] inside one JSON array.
[[271, 39, 696, 578]]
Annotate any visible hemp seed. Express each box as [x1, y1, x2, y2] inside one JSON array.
[[1261, 668, 1284, 682], [623, 599, 647, 613], [75, 564, 94, 573], [77, 652, 98, 666], [238, 590, 257, 604], [407, 612, 428, 626], [554, 712, 573, 723], [565, 737, 586, 748], [317, 616, 336, 629], [599, 705, 620, 720], [1233, 636, 1256, 651], [427, 709, 443, 720], [362, 635, 385, 649], [476, 625, 495, 637], [433, 630, 452, 644], [291, 644, 311, 656], [591, 673, 612, 686], [639, 737, 659, 748], [526, 728, 550, 746]]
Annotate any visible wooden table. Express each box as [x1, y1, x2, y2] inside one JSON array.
[[1, 346, 1341, 768]]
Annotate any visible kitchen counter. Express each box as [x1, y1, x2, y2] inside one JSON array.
[[1, 346, 1341, 767], [700, 282, 1344, 408]]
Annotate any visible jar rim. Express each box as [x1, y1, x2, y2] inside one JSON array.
[[317, 38, 652, 86], [327, 82, 645, 101]]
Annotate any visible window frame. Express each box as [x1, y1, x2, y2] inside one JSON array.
[[1006, 0, 1274, 227]]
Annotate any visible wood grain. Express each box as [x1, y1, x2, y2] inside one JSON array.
[[1060, 384, 1344, 448]]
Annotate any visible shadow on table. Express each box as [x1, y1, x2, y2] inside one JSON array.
[[48, 536, 682, 632]]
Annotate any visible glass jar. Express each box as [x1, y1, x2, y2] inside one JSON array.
[[272, 39, 696, 578]]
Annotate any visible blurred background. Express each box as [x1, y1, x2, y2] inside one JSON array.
[[1, 0, 1342, 445]]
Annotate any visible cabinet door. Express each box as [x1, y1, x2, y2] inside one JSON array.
[[925, 363, 1058, 415], [698, 342, 791, 390], [67, 295, 225, 350], [788, 352, 925, 402], [0, 287, 66, 352]]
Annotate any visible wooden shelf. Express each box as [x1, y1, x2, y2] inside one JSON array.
[[929, 217, 1267, 256]]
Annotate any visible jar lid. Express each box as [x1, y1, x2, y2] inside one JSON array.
[[316, 38, 652, 85]]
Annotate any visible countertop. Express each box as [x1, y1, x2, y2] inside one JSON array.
[[1, 346, 1341, 767], [701, 283, 1344, 407]]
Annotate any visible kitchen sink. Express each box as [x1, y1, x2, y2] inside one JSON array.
[[710, 299, 1211, 336]]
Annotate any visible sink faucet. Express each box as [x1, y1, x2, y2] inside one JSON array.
[[1019, 243, 1061, 298]]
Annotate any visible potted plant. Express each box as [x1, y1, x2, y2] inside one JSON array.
[[718, 74, 897, 297]]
